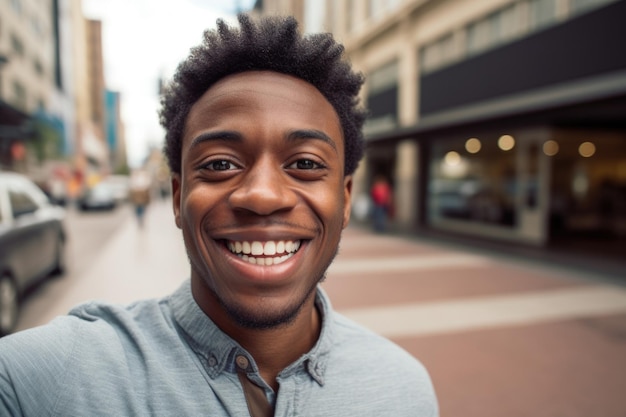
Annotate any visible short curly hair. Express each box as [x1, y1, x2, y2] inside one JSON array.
[[159, 13, 367, 175]]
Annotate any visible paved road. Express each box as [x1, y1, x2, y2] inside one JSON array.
[[16, 198, 626, 416]]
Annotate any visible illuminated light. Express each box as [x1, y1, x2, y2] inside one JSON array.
[[543, 140, 559, 156], [498, 134, 515, 151], [465, 138, 481, 154], [578, 141, 596, 158], [444, 151, 461, 166]]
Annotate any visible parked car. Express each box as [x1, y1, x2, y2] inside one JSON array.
[[99, 175, 130, 204], [0, 172, 67, 336], [76, 182, 117, 211]]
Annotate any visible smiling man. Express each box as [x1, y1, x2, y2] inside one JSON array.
[[0, 15, 438, 417]]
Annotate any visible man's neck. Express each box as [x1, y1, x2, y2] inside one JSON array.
[[191, 279, 322, 391], [234, 299, 321, 391]]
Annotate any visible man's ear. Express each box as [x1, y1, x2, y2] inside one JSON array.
[[342, 175, 353, 229], [171, 173, 182, 229]]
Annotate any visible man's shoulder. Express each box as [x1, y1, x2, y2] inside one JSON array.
[[0, 296, 171, 368]]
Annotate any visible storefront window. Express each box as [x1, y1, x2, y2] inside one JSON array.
[[429, 134, 518, 227], [548, 130, 626, 241]]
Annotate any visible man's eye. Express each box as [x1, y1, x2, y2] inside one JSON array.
[[205, 160, 237, 171], [290, 159, 321, 170]]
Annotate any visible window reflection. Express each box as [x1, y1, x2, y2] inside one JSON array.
[[430, 135, 518, 227]]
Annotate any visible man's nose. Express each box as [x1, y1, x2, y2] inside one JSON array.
[[228, 160, 297, 215]]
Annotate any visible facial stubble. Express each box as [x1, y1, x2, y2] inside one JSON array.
[[204, 245, 339, 331]]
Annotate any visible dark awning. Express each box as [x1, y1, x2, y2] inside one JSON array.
[[0, 100, 30, 126], [0, 100, 33, 140]]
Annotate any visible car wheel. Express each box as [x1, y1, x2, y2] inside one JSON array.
[[52, 236, 67, 276], [0, 275, 19, 337]]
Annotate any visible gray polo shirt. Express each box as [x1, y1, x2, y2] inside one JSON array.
[[0, 281, 438, 416]]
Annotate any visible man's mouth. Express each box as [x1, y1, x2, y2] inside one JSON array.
[[226, 240, 302, 266]]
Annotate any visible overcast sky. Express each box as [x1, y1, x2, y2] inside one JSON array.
[[82, 0, 256, 168]]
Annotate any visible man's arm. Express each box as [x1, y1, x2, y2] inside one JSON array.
[[0, 320, 79, 417]]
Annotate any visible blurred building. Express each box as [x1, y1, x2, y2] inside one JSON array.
[[257, 0, 626, 260], [0, 0, 54, 172], [77, 17, 110, 185], [104, 89, 128, 175], [0, 0, 127, 198]]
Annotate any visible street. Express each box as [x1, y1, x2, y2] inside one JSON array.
[[15, 198, 626, 416]]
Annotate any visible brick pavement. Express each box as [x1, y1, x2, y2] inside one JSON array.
[[322, 226, 626, 417]]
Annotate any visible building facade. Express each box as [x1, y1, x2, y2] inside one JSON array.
[[0, 0, 56, 173], [0, 0, 123, 199], [256, 0, 626, 260]]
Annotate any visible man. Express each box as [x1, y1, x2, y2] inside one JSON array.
[[0, 15, 438, 416]]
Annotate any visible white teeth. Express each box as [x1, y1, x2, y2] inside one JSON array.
[[226, 239, 302, 265], [251, 241, 264, 255], [264, 241, 276, 256]]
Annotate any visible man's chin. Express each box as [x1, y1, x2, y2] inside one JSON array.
[[218, 279, 323, 331], [226, 303, 302, 330]]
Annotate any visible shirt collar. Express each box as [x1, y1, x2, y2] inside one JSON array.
[[169, 280, 334, 386]]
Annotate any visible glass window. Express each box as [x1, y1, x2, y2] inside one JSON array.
[[34, 58, 44, 76], [12, 80, 26, 111], [429, 135, 519, 227], [368, 60, 398, 94], [570, 0, 617, 15], [529, 0, 558, 30], [467, 18, 491, 55], [11, 0, 22, 15], [10, 33, 24, 57], [368, 0, 403, 20], [496, 3, 523, 42], [9, 189, 38, 218], [420, 33, 456, 73]]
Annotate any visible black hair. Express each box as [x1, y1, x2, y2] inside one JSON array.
[[159, 14, 367, 175]]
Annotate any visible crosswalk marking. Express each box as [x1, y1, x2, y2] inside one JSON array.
[[329, 253, 491, 274], [339, 286, 626, 338]]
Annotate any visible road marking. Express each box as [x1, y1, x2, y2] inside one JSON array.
[[339, 286, 626, 338], [329, 253, 491, 274]]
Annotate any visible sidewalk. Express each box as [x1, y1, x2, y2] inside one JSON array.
[[41, 199, 626, 416], [324, 225, 626, 417]]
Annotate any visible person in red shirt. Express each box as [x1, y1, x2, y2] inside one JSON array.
[[370, 175, 392, 232]]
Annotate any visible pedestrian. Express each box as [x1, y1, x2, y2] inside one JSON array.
[[129, 170, 152, 228], [130, 184, 151, 227], [0, 14, 438, 417], [370, 175, 393, 232]]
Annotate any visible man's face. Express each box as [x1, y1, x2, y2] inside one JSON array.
[[172, 71, 352, 329]]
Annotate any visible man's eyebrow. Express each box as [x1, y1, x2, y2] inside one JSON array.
[[189, 131, 242, 149], [287, 129, 338, 153]]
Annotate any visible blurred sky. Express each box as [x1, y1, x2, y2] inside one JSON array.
[[82, 0, 256, 168]]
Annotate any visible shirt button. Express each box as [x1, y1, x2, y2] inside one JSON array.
[[208, 356, 217, 367], [235, 355, 249, 370]]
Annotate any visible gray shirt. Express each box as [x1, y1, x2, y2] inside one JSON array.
[[0, 281, 438, 416]]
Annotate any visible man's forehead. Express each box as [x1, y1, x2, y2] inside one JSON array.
[[197, 71, 327, 105], [184, 71, 343, 142]]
